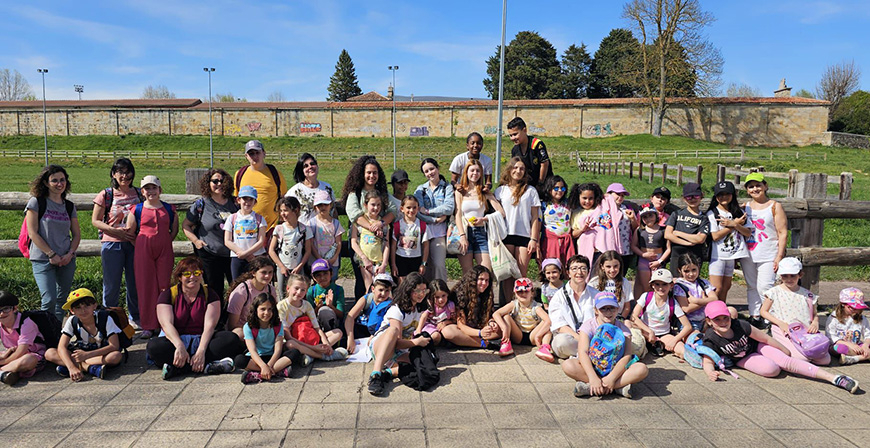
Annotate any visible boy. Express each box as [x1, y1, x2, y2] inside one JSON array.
[[0, 291, 47, 385], [507, 117, 552, 192], [306, 259, 346, 342], [345, 273, 395, 354], [225, 185, 267, 280], [664, 182, 710, 277]]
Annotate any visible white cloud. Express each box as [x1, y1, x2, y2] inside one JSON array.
[[9, 6, 144, 57]]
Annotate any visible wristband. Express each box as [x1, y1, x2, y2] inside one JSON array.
[[46, 251, 57, 258]]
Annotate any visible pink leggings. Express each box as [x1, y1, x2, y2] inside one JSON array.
[[736, 343, 820, 378], [771, 326, 831, 365]]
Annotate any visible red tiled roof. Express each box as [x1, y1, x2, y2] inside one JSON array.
[[0, 99, 202, 109], [347, 91, 389, 102]]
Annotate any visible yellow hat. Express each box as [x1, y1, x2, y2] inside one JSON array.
[[62, 288, 98, 311]]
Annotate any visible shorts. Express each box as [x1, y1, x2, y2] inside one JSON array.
[[368, 331, 407, 368], [19, 352, 46, 378], [708, 258, 735, 276], [690, 320, 706, 332], [466, 226, 489, 254], [551, 331, 579, 359], [395, 255, 422, 277], [519, 331, 533, 346], [503, 234, 530, 247]]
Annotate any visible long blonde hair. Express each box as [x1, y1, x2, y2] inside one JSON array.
[[459, 159, 485, 200], [498, 157, 530, 206]]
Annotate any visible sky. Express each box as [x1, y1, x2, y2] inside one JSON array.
[[1, 0, 869, 102]]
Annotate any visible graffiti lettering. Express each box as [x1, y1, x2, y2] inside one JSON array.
[[528, 125, 545, 134], [246, 122, 262, 132], [584, 122, 615, 137], [410, 126, 429, 137], [484, 125, 500, 135], [300, 122, 322, 133], [360, 126, 381, 134], [225, 124, 243, 136]]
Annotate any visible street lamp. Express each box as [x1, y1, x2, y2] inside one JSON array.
[[203, 67, 215, 167], [494, 0, 507, 180], [74, 84, 83, 100], [38, 69, 48, 166], [388, 65, 398, 170]]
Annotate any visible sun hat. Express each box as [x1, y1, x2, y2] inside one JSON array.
[[390, 169, 410, 184], [714, 181, 736, 196], [63, 288, 98, 311], [245, 140, 264, 153], [839, 287, 868, 310], [606, 183, 629, 196], [651, 186, 671, 200], [777, 257, 802, 275], [744, 172, 765, 184], [238, 185, 258, 200], [373, 273, 395, 287], [682, 182, 702, 197], [311, 259, 331, 274], [639, 205, 658, 217], [594, 292, 619, 309], [313, 190, 332, 206], [649, 269, 673, 284]]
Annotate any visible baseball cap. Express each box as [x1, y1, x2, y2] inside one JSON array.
[[639, 205, 658, 217], [649, 269, 673, 284], [705, 300, 730, 319], [140, 175, 161, 188], [390, 169, 410, 184], [514, 278, 533, 292], [313, 190, 332, 206], [714, 181, 736, 196], [0, 291, 20, 308], [682, 182, 702, 197], [594, 291, 619, 309], [744, 172, 765, 184], [540, 258, 562, 272], [63, 288, 98, 311], [652, 186, 671, 200], [606, 183, 629, 196], [245, 140, 264, 153], [373, 273, 395, 287], [238, 185, 258, 200], [777, 257, 802, 275], [839, 287, 868, 310], [311, 258, 331, 274]]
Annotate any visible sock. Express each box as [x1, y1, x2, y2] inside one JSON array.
[[383, 367, 394, 378], [370, 370, 381, 377]]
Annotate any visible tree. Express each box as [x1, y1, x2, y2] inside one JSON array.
[[830, 90, 870, 135], [212, 93, 246, 103], [483, 31, 562, 100], [623, 0, 723, 136], [794, 89, 815, 99], [327, 50, 362, 101], [556, 43, 593, 99], [0, 69, 33, 101], [268, 90, 286, 102], [726, 82, 762, 97], [816, 60, 861, 122], [589, 29, 642, 98], [141, 85, 176, 99]]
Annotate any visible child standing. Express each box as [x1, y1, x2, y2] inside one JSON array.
[[345, 273, 394, 354], [224, 185, 267, 281], [46, 288, 123, 381], [706, 181, 750, 302], [760, 257, 831, 366], [539, 258, 564, 311], [351, 190, 390, 291], [269, 196, 310, 299], [305, 259, 345, 341], [569, 183, 603, 269], [226, 256, 276, 339], [673, 253, 718, 333], [277, 274, 347, 362], [631, 269, 692, 357], [826, 288, 870, 365], [236, 293, 302, 384], [417, 279, 454, 346], [128, 175, 178, 339], [493, 278, 554, 361], [390, 196, 431, 285], [589, 251, 633, 320], [606, 183, 638, 277], [539, 176, 575, 267], [0, 291, 47, 385], [306, 190, 343, 281], [631, 205, 670, 299]]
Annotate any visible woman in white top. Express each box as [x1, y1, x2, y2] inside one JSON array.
[[414, 158, 455, 282], [286, 153, 334, 223], [454, 159, 505, 273], [494, 157, 540, 304]]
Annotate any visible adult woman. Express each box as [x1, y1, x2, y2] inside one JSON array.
[[146, 257, 244, 380], [454, 159, 505, 272], [26, 165, 81, 321], [494, 157, 540, 279], [440, 265, 502, 349], [91, 158, 142, 326], [286, 153, 334, 222], [548, 255, 599, 360], [182, 169, 238, 300], [740, 173, 788, 328], [413, 158, 454, 282], [341, 156, 397, 297]]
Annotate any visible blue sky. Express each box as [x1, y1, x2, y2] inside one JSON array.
[[2, 1, 869, 101]]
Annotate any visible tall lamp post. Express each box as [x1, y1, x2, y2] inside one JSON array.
[[494, 0, 507, 180], [388, 65, 398, 170], [203, 67, 215, 167], [38, 69, 49, 166], [74, 84, 83, 100]]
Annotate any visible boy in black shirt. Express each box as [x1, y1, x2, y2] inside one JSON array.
[[664, 182, 709, 276], [508, 117, 552, 193]]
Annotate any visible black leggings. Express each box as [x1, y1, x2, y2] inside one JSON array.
[[146, 330, 244, 367], [233, 348, 302, 370], [195, 248, 233, 300]]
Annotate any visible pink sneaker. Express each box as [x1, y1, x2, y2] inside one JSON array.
[[499, 340, 514, 357], [535, 344, 555, 363]]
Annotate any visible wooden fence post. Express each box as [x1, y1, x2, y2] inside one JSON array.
[[734, 174, 741, 185], [185, 168, 210, 195], [840, 172, 853, 200], [629, 162, 634, 179], [717, 165, 726, 183], [695, 165, 703, 185], [649, 163, 655, 183], [677, 164, 684, 187], [662, 163, 668, 184], [639, 162, 644, 181], [622, 161, 626, 176], [788, 172, 827, 293]]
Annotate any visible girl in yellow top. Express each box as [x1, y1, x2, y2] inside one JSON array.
[[351, 191, 390, 292]]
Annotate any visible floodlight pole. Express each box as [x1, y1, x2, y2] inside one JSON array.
[[494, 0, 507, 180], [388, 66, 399, 170], [204, 67, 215, 167], [38, 69, 49, 166], [74, 84, 83, 100]]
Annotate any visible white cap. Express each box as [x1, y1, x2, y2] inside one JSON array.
[[778, 257, 802, 275], [649, 269, 673, 284], [140, 175, 161, 188]]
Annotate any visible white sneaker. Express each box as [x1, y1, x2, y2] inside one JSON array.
[[573, 381, 590, 397], [841, 354, 861, 365], [615, 384, 632, 398]]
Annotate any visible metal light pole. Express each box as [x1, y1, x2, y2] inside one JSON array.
[[388, 65, 398, 170], [494, 0, 507, 180], [74, 84, 83, 100], [203, 67, 215, 167], [38, 69, 49, 166]]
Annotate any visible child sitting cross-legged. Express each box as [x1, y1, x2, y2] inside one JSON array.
[[0, 291, 48, 386], [277, 274, 348, 364], [492, 277, 553, 361], [826, 288, 870, 365], [236, 293, 303, 384], [345, 273, 394, 354]]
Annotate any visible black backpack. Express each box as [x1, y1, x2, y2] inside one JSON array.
[[16, 310, 62, 349], [70, 309, 134, 359], [398, 338, 440, 391]]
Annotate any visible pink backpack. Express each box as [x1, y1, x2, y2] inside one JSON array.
[[787, 321, 830, 359]]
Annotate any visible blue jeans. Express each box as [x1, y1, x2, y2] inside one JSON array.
[[31, 258, 77, 321], [101, 241, 139, 321]]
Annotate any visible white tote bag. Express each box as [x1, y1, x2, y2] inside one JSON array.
[[486, 213, 521, 281]]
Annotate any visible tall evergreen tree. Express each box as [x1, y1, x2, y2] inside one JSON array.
[[483, 31, 562, 100], [588, 29, 642, 98], [556, 43, 593, 99], [327, 49, 363, 101]]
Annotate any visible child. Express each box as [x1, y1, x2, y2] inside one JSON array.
[[127, 175, 178, 339], [589, 251, 632, 320], [631, 205, 670, 299], [416, 279, 454, 346], [226, 256, 276, 339], [345, 273, 394, 354], [367, 272, 432, 396], [539, 258, 564, 311], [631, 269, 692, 358], [706, 181, 750, 302], [306, 190, 343, 282], [539, 176, 575, 267], [664, 182, 709, 277], [277, 274, 348, 363], [46, 288, 123, 381], [236, 293, 302, 384], [760, 257, 831, 365], [351, 190, 390, 292], [606, 183, 638, 277], [440, 265, 503, 351], [826, 288, 870, 365], [569, 182, 603, 269], [0, 291, 47, 385], [305, 259, 345, 341], [673, 253, 718, 333], [493, 278, 554, 361], [562, 292, 649, 398], [224, 185, 267, 281], [269, 196, 310, 299], [701, 301, 859, 393], [390, 196, 431, 285]]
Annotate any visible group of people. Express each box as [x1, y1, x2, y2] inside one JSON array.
[[1, 117, 867, 403]]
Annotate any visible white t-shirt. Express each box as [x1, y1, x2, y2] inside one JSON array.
[[392, 218, 431, 258], [494, 185, 541, 238], [225, 211, 266, 257], [641, 294, 685, 336], [61, 312, 121, 345], [588, 276, 631, 309], [450, 152, 493, 177], [825, 314, 870, 345], [286, 181, 335, 223], [377, 304, 423, 340], [707, 209, 749, 260], [548, 284, 600, 333], [763, 285, 816, 327], [273, 222, 306, 267]]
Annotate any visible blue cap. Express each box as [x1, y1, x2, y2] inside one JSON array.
[[594, 291, 619, 309], [238, 185, 258, 200]]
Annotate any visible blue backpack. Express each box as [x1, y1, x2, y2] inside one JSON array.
[[683, 333, 739, 378], [359, 294, 393, 335], [588, 323, 625, 377]]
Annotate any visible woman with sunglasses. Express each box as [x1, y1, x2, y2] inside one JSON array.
[[286, 153, 335, 223], [182, 169, 239, 301], [146, 257, 244, 380], [664, 182, 710, 277]]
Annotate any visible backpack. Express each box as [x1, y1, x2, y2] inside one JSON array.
[[588, 323, 625, 377], [18, 197, 75, 258], [70, 308, 134, 359], [360, 295, 393, 335], [683, 333, 740, 378], [640, 291, 681, 333], [788, 321, 831, 360], [16, 310, 62, 349], [133, 201, 176, 234], [250, 325, 281, 340], [100, 187, 145, 238], [398, 342, 440, 391], [289, 315, 320, 346], [235, 164, 282, 200], [168, 283, 223, 330]]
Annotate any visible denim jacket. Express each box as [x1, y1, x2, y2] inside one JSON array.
[[413, 179, 455, 224]]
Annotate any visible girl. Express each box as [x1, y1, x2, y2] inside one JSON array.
[[454, 159, 506, 272], [741, 173, 788, 329], [277, 274, 348, 362], [631, 269, 692, 358], [236, 293, 301, 384], [270, 196, 311, 298], [631, 205, 670, 299], [351, 190, 390, 292], [706, 181, 750, 301], [391, 196, 431, 285], [414, 157, 455, 282], [127, 175, 177, 339], [224, 185, 266, 281], [226, 256, 277, 339], [417, 279, 454, 346], [367, 273, 432, 396], [440, 265, 503, 351], [760, 257, 831, 365], [589, 251, 632, 320], [539, 258, 564, 311], [539, 175, 575, 267], [664, 182, 709, 278], [494, 157, 541, 279], [568, 182, 604, 269], [826, 288, 870, 365], [493, 278, 553, 361], [673, 253, 718, 333], [606, 183, 638, 277], [701, 301, 858, 394], [306, 190, 343, 282]]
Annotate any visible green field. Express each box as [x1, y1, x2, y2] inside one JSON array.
[[1, 134, 867, 309]]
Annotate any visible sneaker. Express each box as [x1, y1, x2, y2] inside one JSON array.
[[840, 354, 861, 366], [56, 365, 70, 378], [128, 315, 141, 331], [368, 372, 385, 396], [139, 330, 153, 339], [834, 375, 859, 394], [499, 340, 514, 357], [650, 341, 666, 357], [615, 384, 632, 398], [1, 371, 20, 386], [485, 341, 501, 352], [87, 365, 105, 379], [277, 367, 291, 378], [302, 355, 314, 367], [748, 316, 769, 330], [323, 347, 349, 361], [535, 344, 555, 363], [240, 371, 262, 384], [573, 381, 590, 397], [161, 363, 179, 381], [204, 357, 235, 375]]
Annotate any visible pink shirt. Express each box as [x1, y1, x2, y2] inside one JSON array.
[[227, 281, 274, 328], [0, 313, 47, 356], [94, 188, 141, 243]]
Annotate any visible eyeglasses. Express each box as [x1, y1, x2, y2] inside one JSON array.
[[684, 195, 701, 200], [569, 266, 589, 273], [180, 270, 203, 278], [49, 178, 67, 184], [210, 178, 224, 184], [0, 306, 14, 314], [552, 187, 566, 192], [115, 171, 133, 178]]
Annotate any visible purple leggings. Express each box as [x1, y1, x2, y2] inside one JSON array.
[[736, 343, 820, 378]]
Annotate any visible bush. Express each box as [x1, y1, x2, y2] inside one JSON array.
[[830, 90, 870, 135]]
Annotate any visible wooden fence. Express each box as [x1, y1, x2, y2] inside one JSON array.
[[569, 148, 828, 162], [0, 149, 466, 163]]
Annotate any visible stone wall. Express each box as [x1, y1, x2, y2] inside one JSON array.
[[823, 131, 870, 150]]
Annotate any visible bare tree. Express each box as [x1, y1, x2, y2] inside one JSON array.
[[267, 90, 286, 102], [816, 60, 861, 122], [141, 85, 176, 99], [726, 82, 761, 97], [212, 93, 246, 103], [623, 0, 723, 136], [0, 69, 34, 101]]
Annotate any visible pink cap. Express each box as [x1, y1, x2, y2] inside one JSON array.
[[840, 287, 868, 310], [607, 183, 629, 196], [705, 301, 730, 319]]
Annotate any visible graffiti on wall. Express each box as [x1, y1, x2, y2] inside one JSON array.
[[300, 122, 322, 133], [484, 125, 500, 135], [584, 122, 615, 137], [246, 122, 262, 132], [410, 126, 429, 137], [528, 125, 546, 134], [225, 124, 243, 136], [360, 125, 381, 134]]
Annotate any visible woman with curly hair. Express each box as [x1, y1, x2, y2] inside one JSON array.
[[441, 265, 503, 350], [286, 152, 334, 222], [182, 169, 239, 300]]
